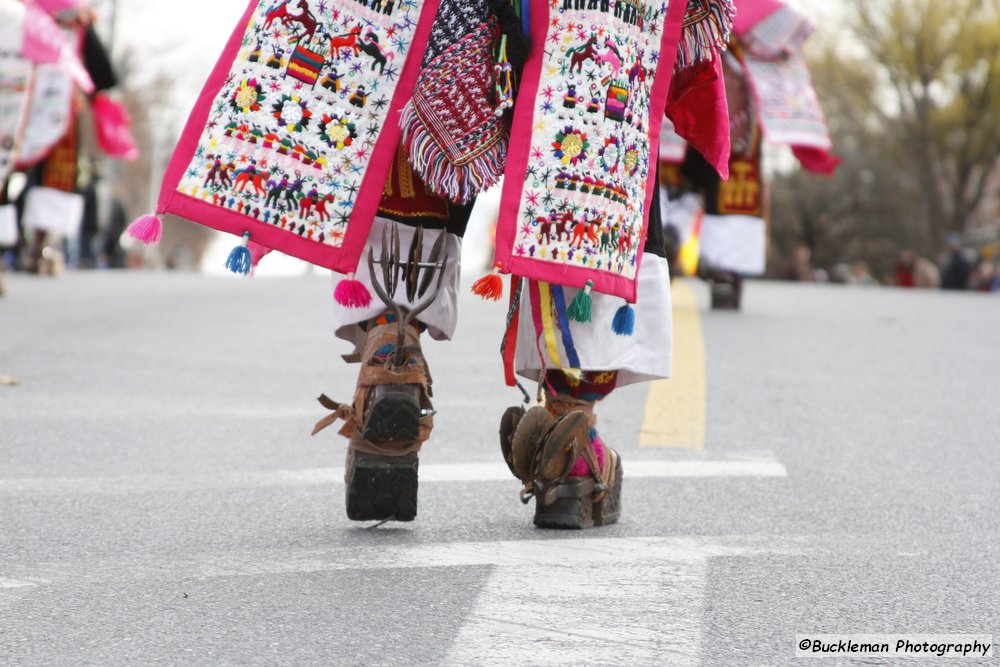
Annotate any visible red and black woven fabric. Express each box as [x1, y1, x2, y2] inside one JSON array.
[[399, 0, 507, 205]]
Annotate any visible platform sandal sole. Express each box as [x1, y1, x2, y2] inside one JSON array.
[[593, 456, 623, 527], [344, 447, 419, 522], [362, 384, 422, 443], [534, 477, 596, 529]]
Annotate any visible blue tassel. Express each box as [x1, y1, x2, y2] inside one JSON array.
[[225, 231, 252, 275], [612, 302, 635, 336]]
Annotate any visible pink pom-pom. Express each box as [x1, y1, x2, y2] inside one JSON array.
[[126, 214, 162, 245], [334, 274, 373, 309]]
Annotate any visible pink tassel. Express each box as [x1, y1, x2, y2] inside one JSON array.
[[248, 241, 272, 267], [334, 273, 373, 309], [126, 214, 162, 245]]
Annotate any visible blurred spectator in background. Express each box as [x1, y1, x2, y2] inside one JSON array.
[[896, 250, 941, 289], [968, 253, 998, 293], [784, 244, 815, 282], [941, 233, 972, 290], [849, 261, 875, 286]]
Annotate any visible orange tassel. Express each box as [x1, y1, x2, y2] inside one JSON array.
[[472, 262, 504, 301]]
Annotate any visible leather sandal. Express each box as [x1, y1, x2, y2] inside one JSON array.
[[500, 393, 623, 529], [313, 319, 434, 523]]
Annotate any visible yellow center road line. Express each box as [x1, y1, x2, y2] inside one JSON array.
[[640, 279, 706, 449]]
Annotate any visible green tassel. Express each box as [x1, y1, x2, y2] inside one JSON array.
[[567, 279, 594, 323]]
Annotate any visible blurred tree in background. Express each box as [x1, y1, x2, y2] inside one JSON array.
[[770, 0, 1000, 281]]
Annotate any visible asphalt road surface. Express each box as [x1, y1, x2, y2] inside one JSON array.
[[1, 272, 997, 665]]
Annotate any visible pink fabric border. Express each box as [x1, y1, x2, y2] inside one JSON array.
[[157, 0, 441, 275], [495, 0, 690, 302], [732, 0, 784, 36]]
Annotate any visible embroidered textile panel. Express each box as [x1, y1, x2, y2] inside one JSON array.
[[164, 0, 438, 272], [744, 51, 831, 150], [17, 64, 73, 167], [496, 0, 686, 302], [0, 57, 33, 182]]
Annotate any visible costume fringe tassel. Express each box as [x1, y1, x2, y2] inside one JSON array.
[[126, 214, 163, 245], [334, 272, 373, 308], [399, 104, 508, 205], [612, 302, 636, 336], [676, 0, 736, 71], [472, 262, 504, 301], [225, 232, 252, 275], [248, 241, 271, 270], [567, 280, 594, 323]]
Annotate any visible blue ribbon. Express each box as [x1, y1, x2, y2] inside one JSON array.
[[551, 285, 581, 370]]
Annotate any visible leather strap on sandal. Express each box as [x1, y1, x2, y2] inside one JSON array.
[[544, 387, 597, 428]]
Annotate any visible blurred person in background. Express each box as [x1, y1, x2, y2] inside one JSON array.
[[940, 232, 972, 290], [896, 249, 940, 289], [783, 243, 815, 282]]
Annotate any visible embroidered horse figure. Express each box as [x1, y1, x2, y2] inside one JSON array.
[[313, 193, 335, 222], [204, 157, 235, 189], [628, 52, 648, 86], [285, 2, 319, 44], [283, 176, 306, 209], [357, 31, 394, 74], [536, 210, 573, 244], [299, 186, 320, 217], [264, 0, 295, 29], [330, 25, 363, 59], [265, 1, 318, 44], [300, 188, 336, 221], [567, 36, 599, 73], [594, 39, 622, 76], [265, 176, 292, 209], [570, 213, 600, 249], [234, 164, 267, 196], [618, 227, 634, 255]]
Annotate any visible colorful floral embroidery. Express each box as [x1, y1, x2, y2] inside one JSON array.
[[552, 127, 589, 166], [504, 0, 677, 285], [176, 0, 425, 247], [231, 78, 266, 113]]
